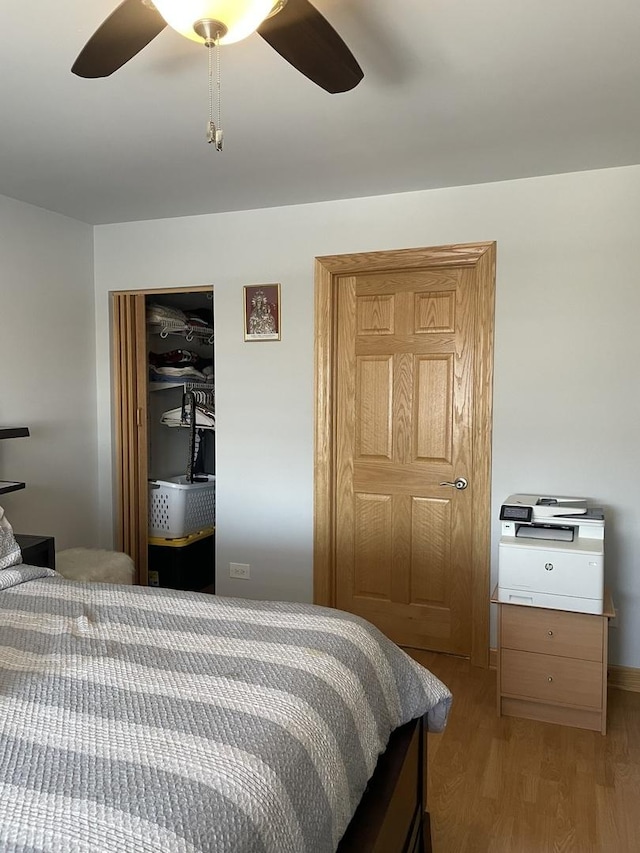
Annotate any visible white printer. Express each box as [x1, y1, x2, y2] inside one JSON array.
[[498, 494, 605, 614]]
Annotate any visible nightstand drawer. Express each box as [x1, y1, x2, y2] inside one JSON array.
[[501, 648, 603, 709], [500, 604, 603, 661]]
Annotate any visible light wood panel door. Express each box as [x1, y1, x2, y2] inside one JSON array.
[[315, 243, 495, 662]]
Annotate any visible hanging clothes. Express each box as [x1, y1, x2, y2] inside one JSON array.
[[160, 405, 215, 430]]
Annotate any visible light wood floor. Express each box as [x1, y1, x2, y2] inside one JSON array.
[[409, 651, 640, 853]]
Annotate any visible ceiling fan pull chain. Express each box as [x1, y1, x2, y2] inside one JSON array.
[[206, 35, 216, 146], [215, 33, 223, 151], [205, 31, 223, 150]]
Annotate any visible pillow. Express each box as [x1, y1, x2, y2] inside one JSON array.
[[0, 504, 22, 570]]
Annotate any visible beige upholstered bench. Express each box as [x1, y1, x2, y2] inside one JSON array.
[[55, 548, 134, 584]]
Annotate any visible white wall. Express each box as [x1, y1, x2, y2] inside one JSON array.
[[94, 164, 640, 667], [0, 194, 98, 548]]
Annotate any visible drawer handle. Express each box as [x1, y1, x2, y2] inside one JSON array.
[[547, 676, 553, 683], [548, 630, 554, 637]]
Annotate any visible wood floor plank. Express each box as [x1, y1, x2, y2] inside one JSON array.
[[407, 649, 640, 852]]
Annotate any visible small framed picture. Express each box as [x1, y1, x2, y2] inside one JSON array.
[[243, 284, 281, 341]]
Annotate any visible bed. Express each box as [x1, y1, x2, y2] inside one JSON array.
[[0, 563, 451, 853]]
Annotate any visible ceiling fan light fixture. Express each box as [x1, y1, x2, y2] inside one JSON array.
[[153, 0, 276, 45]]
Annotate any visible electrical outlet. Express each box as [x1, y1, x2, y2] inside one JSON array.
[[229, 562, 251, 579]]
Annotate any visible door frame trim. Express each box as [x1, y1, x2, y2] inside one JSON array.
[[313, 242, 496, 667]]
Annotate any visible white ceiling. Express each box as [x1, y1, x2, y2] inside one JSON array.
[[1, 0, 638, 225]]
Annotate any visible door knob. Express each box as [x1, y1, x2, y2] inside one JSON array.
[[440, 477, 468, 490]]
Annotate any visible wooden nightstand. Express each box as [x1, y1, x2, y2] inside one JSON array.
[[492, 587, 615, 734], [15, 534, 56, 570]]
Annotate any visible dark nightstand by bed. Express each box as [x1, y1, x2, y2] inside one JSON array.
[[15, 534, 55, 570]]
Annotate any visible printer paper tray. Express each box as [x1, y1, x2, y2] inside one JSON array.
[[500, 536, 603, 556], [497, 587, 604, 614]]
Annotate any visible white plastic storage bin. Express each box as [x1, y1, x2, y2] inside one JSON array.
[[148, 475, 216, 539]]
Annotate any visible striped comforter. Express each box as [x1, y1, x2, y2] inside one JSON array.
[[0, 567, 452, 853]]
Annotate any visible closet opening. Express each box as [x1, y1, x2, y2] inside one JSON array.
[[111, 285, 215, 592]]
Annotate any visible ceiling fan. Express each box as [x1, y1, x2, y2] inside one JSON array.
[[72, 0, 364, 95]]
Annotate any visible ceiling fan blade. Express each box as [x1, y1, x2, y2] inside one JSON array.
[[72, 0, 167, 78], [258, 0, 363, 94]]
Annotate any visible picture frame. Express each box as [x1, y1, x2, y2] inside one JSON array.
[[243, 284, 281, 341]]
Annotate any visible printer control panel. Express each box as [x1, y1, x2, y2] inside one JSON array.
[[500, 505, 533, 522]]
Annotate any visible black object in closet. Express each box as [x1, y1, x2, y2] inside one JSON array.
[[182, 390, 215, 483]]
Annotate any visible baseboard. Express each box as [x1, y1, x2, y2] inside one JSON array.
[[608, 665, 640, 693]]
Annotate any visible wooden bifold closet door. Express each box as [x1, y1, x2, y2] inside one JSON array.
[[111, 292, 149, 585]]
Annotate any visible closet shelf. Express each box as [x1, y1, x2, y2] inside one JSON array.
[[148, 320, 214, 345], [149, 381, 214, 393], [0, 481, 26, 496]]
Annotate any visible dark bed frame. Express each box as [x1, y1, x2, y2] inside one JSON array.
[[337, 715, 432, 853]]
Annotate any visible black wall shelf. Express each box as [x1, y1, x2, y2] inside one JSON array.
[[0, 481, 25, 496], [0, 427, 29, 495], [0, 427, 29, 440]]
